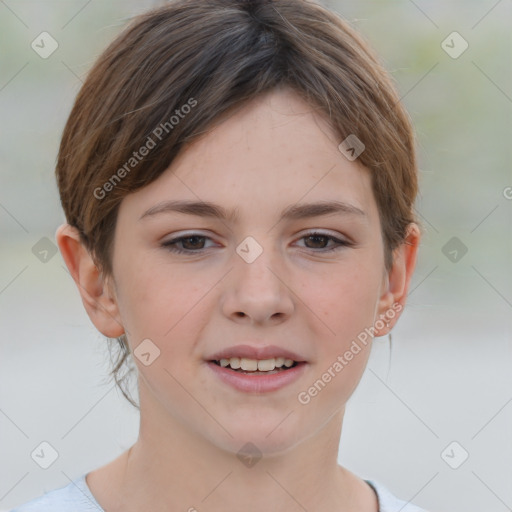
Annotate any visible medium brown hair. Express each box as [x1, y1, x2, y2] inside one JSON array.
[[56, 0, 419, 408]]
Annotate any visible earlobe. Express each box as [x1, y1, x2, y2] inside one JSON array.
[[55, 223, 125, 338], [374, 223, 421, 336]]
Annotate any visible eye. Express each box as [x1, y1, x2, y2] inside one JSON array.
[[297, 231, 352, 252], [161, 231, 351, 255], [161, 234, 214, 254]]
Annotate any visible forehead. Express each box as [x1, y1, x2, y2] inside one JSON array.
[[121, 88, 379, 226]]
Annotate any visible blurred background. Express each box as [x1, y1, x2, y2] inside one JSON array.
[[1, 1, 511, 511]]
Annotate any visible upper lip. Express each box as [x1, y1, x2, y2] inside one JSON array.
[[208, 344, 307, 362]]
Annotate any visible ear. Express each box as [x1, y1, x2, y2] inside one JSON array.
[[374, 223, 421, 336], [55, 223, 125, 338]]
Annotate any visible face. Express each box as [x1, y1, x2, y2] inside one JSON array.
[[108, 87, 395, 455]]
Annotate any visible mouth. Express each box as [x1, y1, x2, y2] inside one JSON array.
[[210, 357, 303, 375], [206, 352, 308, 393], [205, 344, 308, 392]]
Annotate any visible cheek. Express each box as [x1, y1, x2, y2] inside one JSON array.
[[114, 255, 214, 353], [304, 258, 382, 344], [114, 266, 166, 338], [115, 263, 206, 392], [317, 261, 382, 402], [297, 268, 378, 414]]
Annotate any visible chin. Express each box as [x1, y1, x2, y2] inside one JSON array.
[[208, 412, 307, 458]]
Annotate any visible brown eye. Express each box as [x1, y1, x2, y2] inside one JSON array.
[[162, 235, 212, 254], [299, 232, 351, 252]]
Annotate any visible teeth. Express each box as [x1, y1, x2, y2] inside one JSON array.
[[229, 357, 240, 369], [257, 359, 275, 371], [216, 357, 297, 371], [240, 358, 258, 371]]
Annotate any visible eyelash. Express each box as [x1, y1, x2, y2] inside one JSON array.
[[161, 232, 352, 254]]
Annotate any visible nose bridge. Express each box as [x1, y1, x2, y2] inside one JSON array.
[[234, 234, 282, 291], [222, 234, 294, 322]]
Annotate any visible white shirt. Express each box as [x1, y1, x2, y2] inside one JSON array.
[[10, 474, 428, 511]]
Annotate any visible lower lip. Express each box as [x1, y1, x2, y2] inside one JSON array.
[[206, 361, 308, 393]]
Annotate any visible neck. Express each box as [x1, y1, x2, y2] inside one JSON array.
[[89, 384, 377, 512]]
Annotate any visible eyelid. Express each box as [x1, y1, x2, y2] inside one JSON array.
[[296, 230, 353, 249], [297, 228, 349, 239], [161, 229, 349, 244], [161, 231, 218, 247], [161, 229, 353, 255]]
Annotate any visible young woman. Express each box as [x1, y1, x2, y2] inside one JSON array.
[[12, 1, 427, 510]]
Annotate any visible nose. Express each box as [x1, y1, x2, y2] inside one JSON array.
[[220, 239, 295, 325]]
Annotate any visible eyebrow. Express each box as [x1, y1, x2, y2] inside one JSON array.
[[139, 199, 366, 222]]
